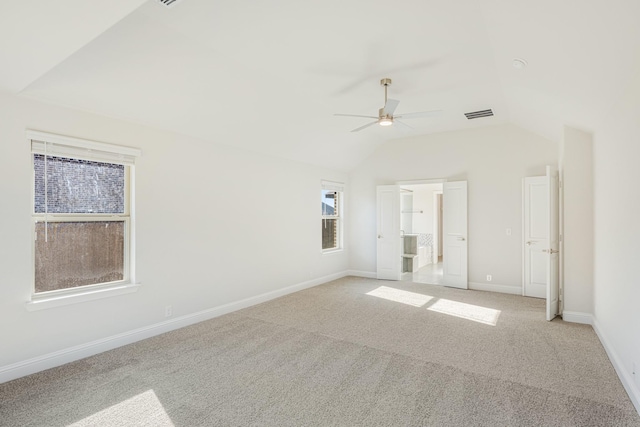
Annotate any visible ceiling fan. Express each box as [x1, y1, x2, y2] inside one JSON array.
[[334, 78, 442, 132]]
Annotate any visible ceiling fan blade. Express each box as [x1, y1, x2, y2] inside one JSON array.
[[383, 98, 400, 116], [395, 110, 442, 120], [351, 121, 378, 132], [334, 113, 379, 119], [394, 120, 413, 131]]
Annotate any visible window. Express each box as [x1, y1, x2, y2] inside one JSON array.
[[321, 180, 344, 251], [29, 131, 141, 300]]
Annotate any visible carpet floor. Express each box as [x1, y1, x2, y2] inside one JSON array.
[[1, 276, 639, 426]]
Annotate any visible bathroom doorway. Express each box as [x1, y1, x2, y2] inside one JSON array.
[[399, 182, 445, 285]]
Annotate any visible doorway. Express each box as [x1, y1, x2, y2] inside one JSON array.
[[376, 180, 468, 288], [399, 183, 445, 285]]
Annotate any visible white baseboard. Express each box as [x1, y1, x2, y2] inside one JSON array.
[[561, 311, 594, 325], [468, 282, 521, 295], [347, 270, 377, 279], [592, 318, 640, 415], [0, 270, 348, 384]]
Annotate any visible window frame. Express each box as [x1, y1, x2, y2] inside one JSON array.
[[27, 130, 141, 309], [321, 180, 344, 254]]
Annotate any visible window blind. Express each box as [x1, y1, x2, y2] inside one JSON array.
[[321, 180, 345, 193], [28, 130, 141, 166]]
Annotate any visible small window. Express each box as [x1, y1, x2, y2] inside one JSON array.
[[321, 181, 344, 252], [30, 131, 140, 297]]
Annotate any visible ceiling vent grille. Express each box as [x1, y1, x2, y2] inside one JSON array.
[[157, 0, 182, 8], [464, 109, 494, 120]]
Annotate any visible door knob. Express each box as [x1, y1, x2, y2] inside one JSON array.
[[526, 241, 536, 245], [457, 237, 466, 241], [378, 235, 382, 239]]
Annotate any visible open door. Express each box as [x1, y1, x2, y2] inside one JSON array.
[[376, 185, 401, 280], [546, 166, 560, 321], [523, 176, 548, 299], [443, 181, 468, 289], [522, 167, 560, 320]]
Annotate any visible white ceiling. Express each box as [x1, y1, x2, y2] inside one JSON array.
[[3, 0, 640, 171]]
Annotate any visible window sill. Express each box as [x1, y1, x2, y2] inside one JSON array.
[[322, 248, 344, 255], [25, 283, 141, 312]]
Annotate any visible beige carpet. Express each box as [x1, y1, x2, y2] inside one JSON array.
[[1, 276, 639, 426]]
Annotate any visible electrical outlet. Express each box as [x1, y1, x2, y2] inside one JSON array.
[[165, 305, 172, 317], [486, 275, 492, 282]]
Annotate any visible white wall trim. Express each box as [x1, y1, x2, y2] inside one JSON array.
[[0, 270, 348, 384], [468, 282, 521, 295], [347, 270, 377, 279], [396, 178, 447, 185], [592, 318, 640, 415], [561, 311, 594, 325]]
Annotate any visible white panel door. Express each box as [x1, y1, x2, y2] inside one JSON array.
[[443, 181, 468, 289], [546, 166, 560, 321], [522, 167, 560, 321], [523, 176, 548, 299], [376, 185, 401, 280]]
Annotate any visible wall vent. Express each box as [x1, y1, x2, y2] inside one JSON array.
[[464, 109, 494, 120], [157, 0, 182, 8]]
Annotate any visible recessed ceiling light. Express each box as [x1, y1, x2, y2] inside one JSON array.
[[512, 58, 528, 69]]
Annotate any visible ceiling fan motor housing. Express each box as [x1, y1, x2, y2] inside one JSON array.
[[378, 108, 392, 120]]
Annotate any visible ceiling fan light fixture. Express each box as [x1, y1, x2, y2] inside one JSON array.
[[379, 117, 393, 126]]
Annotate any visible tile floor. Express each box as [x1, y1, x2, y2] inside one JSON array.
[[403, 258, 445, 285]]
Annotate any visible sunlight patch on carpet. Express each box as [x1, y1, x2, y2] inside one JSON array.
[[427, 298, 501, 326], [366, 286, 434, 307], [68, 389, 174, 427], [366, 286, 500, 326]]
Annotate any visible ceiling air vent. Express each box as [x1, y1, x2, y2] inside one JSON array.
[[157, 0, 182, 8], [464, 109, 494, 120]]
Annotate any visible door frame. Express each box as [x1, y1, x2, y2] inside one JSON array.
[[433, 190, 443, 264]]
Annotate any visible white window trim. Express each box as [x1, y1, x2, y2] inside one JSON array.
[[321, 180, 344, 254], [25, 283, 141, 312], [27, 130, 141, 310]]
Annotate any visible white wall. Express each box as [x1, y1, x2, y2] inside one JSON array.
[[0, 91, 348, 370], [409, 184, 442, 235], [400, 192, 413, 233], [593, 74, 640, 410], [561, 127, 594, 315], [348, 124, 558, 290]]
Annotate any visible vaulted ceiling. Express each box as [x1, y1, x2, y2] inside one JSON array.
[[2, 0, 639, 171]]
